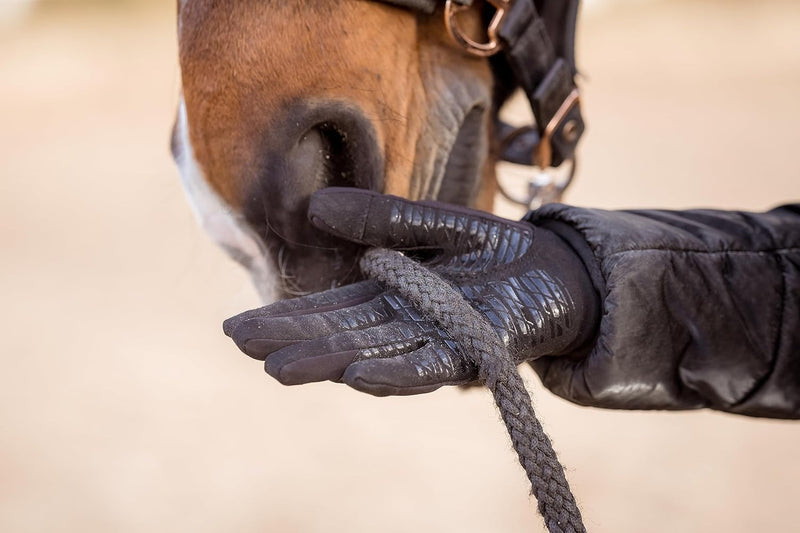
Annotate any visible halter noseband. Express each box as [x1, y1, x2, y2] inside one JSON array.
[[380, 0, 584, 209]]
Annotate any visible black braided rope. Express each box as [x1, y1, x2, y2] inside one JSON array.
[[361, 248, 586, 533]]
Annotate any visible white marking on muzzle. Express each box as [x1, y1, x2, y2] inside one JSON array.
[[174, 98, 279, 304]]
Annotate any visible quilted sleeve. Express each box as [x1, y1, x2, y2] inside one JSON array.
[[525, 203, 800, 419]]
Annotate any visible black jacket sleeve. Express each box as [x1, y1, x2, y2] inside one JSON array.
[[524, 203, 800, 419]]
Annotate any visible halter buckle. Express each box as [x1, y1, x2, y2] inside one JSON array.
[[444, 0, 512, 58]]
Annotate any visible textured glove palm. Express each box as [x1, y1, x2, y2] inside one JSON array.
[[224, 188, 599, 396]]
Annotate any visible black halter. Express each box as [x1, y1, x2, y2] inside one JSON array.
[[379, 0, 584, 208]]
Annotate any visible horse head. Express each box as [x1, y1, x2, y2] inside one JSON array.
[[172, 0, 579, 301]]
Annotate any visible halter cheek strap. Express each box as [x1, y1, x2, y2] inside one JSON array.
[[381, 0, 585, 208], [493, 0, 583, 169]]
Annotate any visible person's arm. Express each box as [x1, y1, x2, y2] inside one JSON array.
[[224, 189, 800, 419], [527, 203, 800, 418]]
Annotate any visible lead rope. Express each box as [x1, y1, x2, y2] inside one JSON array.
[[360, 248, 586, 533]]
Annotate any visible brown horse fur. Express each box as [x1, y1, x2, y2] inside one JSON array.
[[174, 0, 499, 300]]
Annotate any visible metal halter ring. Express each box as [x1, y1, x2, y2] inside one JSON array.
[[498, 94, 581, 210], [496, 152, 577, 210], [444, 0, 512, 57]]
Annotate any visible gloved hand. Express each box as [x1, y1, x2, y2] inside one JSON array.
[[223, 188, 600, 396]]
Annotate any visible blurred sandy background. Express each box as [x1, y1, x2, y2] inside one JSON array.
[[1, 1, 799, 531]]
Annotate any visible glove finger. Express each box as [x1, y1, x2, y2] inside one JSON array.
[[222, 280, 381, 337], [342, 340, 478, 396], [308, 187, 531, 260], [264, 321, 436, 385], [227, 294, 397, 360]]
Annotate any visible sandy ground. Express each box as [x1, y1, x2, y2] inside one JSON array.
[[1, 2, 799, 532]]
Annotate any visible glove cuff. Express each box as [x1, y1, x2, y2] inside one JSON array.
[[529, 222, 602, 358]]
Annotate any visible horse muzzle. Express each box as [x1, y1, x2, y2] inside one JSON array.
[[241, 101, 385, 297]]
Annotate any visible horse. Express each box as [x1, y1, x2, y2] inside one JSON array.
[[171, 0, 582, 302]]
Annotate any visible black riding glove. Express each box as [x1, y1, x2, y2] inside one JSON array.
[[224, 188, 600, 396]]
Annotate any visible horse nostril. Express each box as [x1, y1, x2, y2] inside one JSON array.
[[242, 103, 385, 294], [293, 121, 366, 193], [291, 127, 329, 190], [265, 104, 383, 214], [311, 122, 359, 189], [286, 106, 383, 196]]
